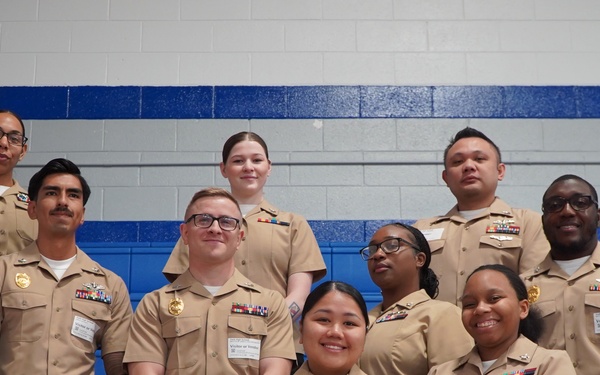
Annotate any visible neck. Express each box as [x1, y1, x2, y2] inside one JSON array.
[[551, 240, 598, 261], [231, 189, 264, 206], [306, 361, 350, 375], [35, 236, 77, 260], [0, 174, 13, 187], [189, 260, 235, 286], [457, 195, 496, 211], [380, 284, 419, 311], [477, 333, 518, 362]]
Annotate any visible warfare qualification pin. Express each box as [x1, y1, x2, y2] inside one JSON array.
[[15, 273, 31, 289], [168, 297, 184, 316], [527, 285, 540, 303]]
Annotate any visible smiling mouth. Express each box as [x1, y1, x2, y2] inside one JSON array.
[[476, 320, 497, 328], [322, 344, 345, 351]]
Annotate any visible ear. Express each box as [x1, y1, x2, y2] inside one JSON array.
[[518, 299, 530, 320], [497, 163, 506, 181], [219, 162, 227, 178], [442, 169, 448, 186], [27, 199, 37, 220], [267, 160, 272, 177], [79, 207, 85, 226], [235, 229, 244, 250], [18, 144, 28, 161], [415, 252, 426, 268], [180, 222, 189, 246]]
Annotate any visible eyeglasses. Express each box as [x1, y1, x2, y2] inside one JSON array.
[[542, 194, 598, 213], [185, 213, 240, 231], [359, 237, 420, 261], [0, 129, 27, 146]]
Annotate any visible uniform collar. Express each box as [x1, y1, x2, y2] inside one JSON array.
[[245, 199, 280, 217], [524, 242, 600, 279], [456, 335, 536, 371], [14, 242, 105, 277], [168, 268, 262, 297], [431, 197, 513, 224], [3, 179, 28, 197]]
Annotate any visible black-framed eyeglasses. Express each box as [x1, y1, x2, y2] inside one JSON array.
[[542, 194, 598, 214], [0, 129, 27, 146], [185, 213, 240, 231], [359, 237, 420, 261]]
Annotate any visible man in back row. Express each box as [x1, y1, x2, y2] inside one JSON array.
[[414, 127, 550, 304], [523, 174, 600, 375]]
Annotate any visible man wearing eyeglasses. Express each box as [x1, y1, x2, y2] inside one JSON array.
[[0, 110, 38, 256], [522, 174, 600, 375], [413, 127, 550, 305], [125, 187, 296, 375]]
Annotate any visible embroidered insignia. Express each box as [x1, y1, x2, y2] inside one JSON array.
[[493, 219, 515, 225], [75, 282, 112, 304], [15, 273, 30, 288], [16, 193, 29, 203], [168, 297, 184, 316], [527, 285, 540, 303], [375, 310, 408, 323], [501, 368, 536, 375], [257, 218, 290, 226], [490, 235, 513, 241], [486, 225, 520, 235], [231, 302, 269, 317]]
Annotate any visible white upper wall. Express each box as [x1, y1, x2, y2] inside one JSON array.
[[2, 0, 600, 85]]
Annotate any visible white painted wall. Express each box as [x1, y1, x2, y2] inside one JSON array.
[[2, 1, 600, 221]]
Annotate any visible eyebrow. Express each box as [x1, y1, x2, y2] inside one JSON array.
[[312, 308, 361, 319], [41, 185, 83, 195]]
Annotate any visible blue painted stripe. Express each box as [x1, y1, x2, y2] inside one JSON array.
[[2, 85, 600, 119]]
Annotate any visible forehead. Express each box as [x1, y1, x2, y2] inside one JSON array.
[[190, 196, 240, 216], [228, 140, 267, 156], [448, 137, 495, 156], [545, 179, 592, 198], [41, 173, 82, 190], [311, 291, 363, 314], [372, 225, 413, 242], [0, 113, 23, 133], [465, 269, 511, 292]]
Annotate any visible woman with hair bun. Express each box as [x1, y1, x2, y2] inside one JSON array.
[[359, 223, 473, 375], [428, 264, 575, 375]]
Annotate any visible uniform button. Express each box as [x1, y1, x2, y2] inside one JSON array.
[[248, 326, 253, 332], [0, 210, 4, 214], [0, 229, 5, 235], [22, 301, 28, 306], [459, 271, 465, 276], [211, 352, 218, 358], [570, 333, 576, 339], [461, 247, 466, 252], [497, 242, 502, 247], [465, 226, 470, 231], [568, 305, 574, 311], [92, 311, 97, 316], [212, 302, 217, 306], [54, 333, 61, 339], [568, 281, 575, 286], [573, 362, 578, 368], [241, 260, 246, 265], [212, 324, 218, 330], [56, 307, 61, 312], [53, 360, 58, 366]]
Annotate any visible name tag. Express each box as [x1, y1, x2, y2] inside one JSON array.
[[594, 312, 600, 334], [71, 315, 100, 343], [420, 228, 444, 241], [228, 338, 261, 360]]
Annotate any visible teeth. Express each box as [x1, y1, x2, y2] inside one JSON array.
[[477, 321, 497, 328], [324, 345, 343, 350]]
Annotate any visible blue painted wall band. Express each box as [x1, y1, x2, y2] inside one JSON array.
[[1, 85, 599, 119]]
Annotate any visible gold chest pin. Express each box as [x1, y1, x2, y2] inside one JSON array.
[[168, 297, 184, 316], [15, 273, 31, 289], [527, 285, 540, 303]]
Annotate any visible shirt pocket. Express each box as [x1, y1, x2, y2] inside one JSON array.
[[584, 293, 600, 343], [428, 240, 445, 279], [162, 316, 203, 370], [70, 299, 111, 351], [479, 236, 523, 270], [227, 314, 267, 368], [1, 292, 47, 342], [13, 200, 36, 242]]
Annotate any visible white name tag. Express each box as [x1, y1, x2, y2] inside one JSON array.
[[71, 315, 100, 343], [594, 313, 600, 334], [420, 228, 444, 241], [228, 338, 261, 360]]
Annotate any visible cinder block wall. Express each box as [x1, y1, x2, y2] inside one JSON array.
[[2, 0, 600, 223]]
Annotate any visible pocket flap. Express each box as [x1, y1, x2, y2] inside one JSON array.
[[428, 240, 445, 254], [584, 293, 600, 309], [162, 316, 203, 338], [72, 299, 111, 321], [2, 292, 47, 310], [228, 314, 267, 335], [534, 300, 556, 318]]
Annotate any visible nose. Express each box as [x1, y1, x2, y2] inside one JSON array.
[[243, 160, 254, 171], [462, 158, 475, 171], [371, 246, 386, 260], [207, 218, 222, 233], [474, 301, 491, 315], [0, 133, 8, 148], [327, 323, 343, 338], [560, 201, 577, 216]]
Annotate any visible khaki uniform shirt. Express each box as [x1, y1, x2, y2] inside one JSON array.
[[124, 269, 296, 374], [414, 197, 549, 305], [521, 243, 600, 375], [360, 289, 473, 375], [0, 242, 132, 374], [163, 199, 327, 352], [295, 362, 367, 375], [427, 335, 576, 375], [0, 180, 37, 255]]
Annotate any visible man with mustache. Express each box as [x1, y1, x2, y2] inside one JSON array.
[[522, 174, 600, 375], [0, 158, 132, 374], [414, 127, 549, 304], [0, 109, 37, 255]]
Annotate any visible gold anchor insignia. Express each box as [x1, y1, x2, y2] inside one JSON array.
[[15, 273, 31, 289], [527, 285, 540, 303], [168, 297, 184, 316]]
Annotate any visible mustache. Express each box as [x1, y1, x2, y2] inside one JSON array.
[[50, 207, 74, 216]]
